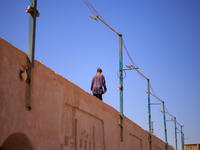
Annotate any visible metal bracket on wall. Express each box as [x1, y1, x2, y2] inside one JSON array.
[[118, 114, 123, 142], [26, 66, 34, 110]]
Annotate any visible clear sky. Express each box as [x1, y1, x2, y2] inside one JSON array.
[[1, 0, 200, 149]]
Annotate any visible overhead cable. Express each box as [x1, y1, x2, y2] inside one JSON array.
[[83, 0, 104, 21]]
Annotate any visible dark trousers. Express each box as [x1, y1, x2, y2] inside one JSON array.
[[93, 94, 102, 101]]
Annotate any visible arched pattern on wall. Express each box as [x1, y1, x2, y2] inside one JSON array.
[[0, 132, 33, 150]]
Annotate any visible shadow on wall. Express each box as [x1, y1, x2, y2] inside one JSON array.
[[0, 133, 33, 150]]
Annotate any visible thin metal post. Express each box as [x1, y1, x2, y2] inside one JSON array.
[[162, 102, 168, 150], [119, 34, 123, 141], [181, 126, 184, 150], [174, 117, 178, 150], [119, 34, 123, 120], [28, 0, 37, 67], [183, 133, 185, 150], [27, 0, 37, 110], [147, 79, 151, 150]]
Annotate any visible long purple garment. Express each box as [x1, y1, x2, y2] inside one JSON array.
[[91, 73, 107, 94]]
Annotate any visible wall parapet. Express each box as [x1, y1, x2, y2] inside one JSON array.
[[0, 38, 174, 150]]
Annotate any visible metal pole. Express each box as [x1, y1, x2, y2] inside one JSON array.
[[147, 79, 151, 150], [26, 0, 37, 110], [119, 34, 123, 141], [183, 133, 185, 150], [28, 0, 37, 67], [181, 126, 184, 150], [119, 34, 123, 120], [174, 117, 178, 150], [162, 102, 168, 150]]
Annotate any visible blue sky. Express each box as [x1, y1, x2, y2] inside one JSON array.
[[1, 0, 200, 149]]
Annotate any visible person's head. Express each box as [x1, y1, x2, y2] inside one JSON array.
[[97, 67, 102, 73]]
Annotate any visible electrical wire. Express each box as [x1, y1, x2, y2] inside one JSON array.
[[83, 0, 120, 35], [164, 104, 170, 114], [83, 0, 96, 16], [83, 0, 104, 21], [122, 39, 137, 68]]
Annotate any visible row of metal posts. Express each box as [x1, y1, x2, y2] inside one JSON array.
[[96, 12, 186, 150], [25, 1, 184, 149], [149, 91, 185, 150]]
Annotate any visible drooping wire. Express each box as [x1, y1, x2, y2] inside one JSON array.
[[83, 0, 120, 36], [83, 0, 104, 21], [164, 104, 170, 114], [83, 0, 96, 16], [122, 39, 148, 80], [122, 38, 160, 101], [150, 84, 157, 98], [122, 39, 137, 68]]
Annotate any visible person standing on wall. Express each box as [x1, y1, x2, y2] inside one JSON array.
[[91, 68, 107, 101]]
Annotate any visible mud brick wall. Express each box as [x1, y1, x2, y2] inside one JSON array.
[[0, 38, 174, 150]]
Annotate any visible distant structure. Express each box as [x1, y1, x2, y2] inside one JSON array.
[[184, 143, 200, 150], [151, 121, 154, 135]]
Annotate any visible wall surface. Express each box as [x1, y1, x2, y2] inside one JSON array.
[[0, 38, 174, 150]]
